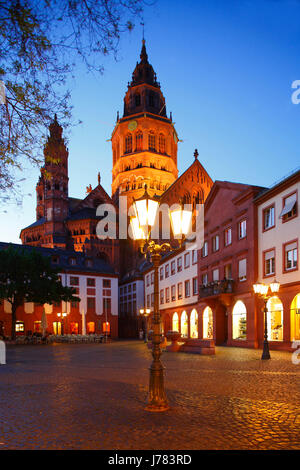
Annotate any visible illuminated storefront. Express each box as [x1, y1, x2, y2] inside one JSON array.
[[190, 309, 198, 338], [232, 300, 247, 340], [203, 306, 213, 339], [181, 311, 188, 338], [291, 294, 300, 341], [267, 296, 283, 341]]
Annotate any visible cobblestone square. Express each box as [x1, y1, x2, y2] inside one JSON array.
[[0, 341, 299, 450]]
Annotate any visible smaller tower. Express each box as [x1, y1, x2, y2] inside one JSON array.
[[40, 115, 69, 248]]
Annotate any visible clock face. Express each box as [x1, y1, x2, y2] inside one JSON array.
[[128, 120, 137, 131]]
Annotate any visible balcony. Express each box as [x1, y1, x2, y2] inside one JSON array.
[[199, 279, 234, 298]]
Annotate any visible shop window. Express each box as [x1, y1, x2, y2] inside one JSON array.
[[264, 249, 275, 277], [15, 322, 25, 333], [172, 313, 179, 332], [290, 294, 300, 341], [181, 311, 188, 338], [266, 296, 283, 341], [232, 300, 247, 340], [280, 192, 297, 222], [203, 307, 213, 339], [87, 322, 95, 334], [103, 322, 110, 334], [70, 322, 79, 334], [190, 309, 198, 338], [53, 321, 61, 335], [284, 240, 298, 272], [263, 205, 275, 230]]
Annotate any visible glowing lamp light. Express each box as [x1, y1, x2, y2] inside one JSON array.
[[130, 217, 146, 241], [270, 280, 280, 293], [170, 205, 192, 238], [133, 185, 159, 233]]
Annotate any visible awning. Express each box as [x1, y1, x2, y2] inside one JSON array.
[[279, 194, 297, 218]]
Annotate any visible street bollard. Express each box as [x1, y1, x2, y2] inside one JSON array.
[[0, 340, 6, 365]]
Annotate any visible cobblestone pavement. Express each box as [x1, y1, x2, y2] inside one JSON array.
[[0, 341, 299, 450]]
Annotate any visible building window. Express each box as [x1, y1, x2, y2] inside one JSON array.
[[171, 285, 176, 301], [172, 313, 179, 332], [263, 205, 275, 231], [159, 134, 166, 154], [212, 269, 219, 282], [184, 252, 190, 268], [151, 293, 154, 307], [181, 311, 188, 338], [69, 257, 76, 266], [87, 278, 95, 287], [238, 258, 247, 281], [224, 228, 232, 246], [232, 300, 247, 340], [212, 235, 219, 252], [103, 279, 111, 288], [147, 295, 150, 308], [184, 280, 190, 298], [192, 277, 198, 295], [177, 282, 183, 299], [280, 192, 297, 222], [192, 249, 197, 264], [15, 322, 25, 332], [202, 273, 208, 286], [202, 241, 208, 257], [177, 257, 182, 272], [70, 276, 79, 286], [264, 249, 275, 277], [190, 309, 198, 338], [171, 261, 175, 275], [238, 220, 247, 239], [284, 240, 298, 271], [135, 93, 141, 106], [146, 275, 150, 287], [224, 263, 232, 280], [160, 289, 164, 305], [87, 298, 96, 311], [148, 132, 156, 151], [151, 272, 154, 285], [103, 298, 111, 314], [160, 268, 164, 281], [136, 132, 143, 151], [165, 288, 170, 303], [165, 264, 169, 278], [87, 322, 95, 334], [125, 134, 132, 153]]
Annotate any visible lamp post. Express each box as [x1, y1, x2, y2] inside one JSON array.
[[140, 308, 151, 342], [131, 185, 192, 412], [253, 280, 280, 360], [57, 311, 68, 336]]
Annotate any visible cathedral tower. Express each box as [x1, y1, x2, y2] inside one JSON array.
[[111, 40, 179, 207]]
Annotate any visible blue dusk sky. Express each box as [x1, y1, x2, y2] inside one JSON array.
[[1, 0, 300, 243]]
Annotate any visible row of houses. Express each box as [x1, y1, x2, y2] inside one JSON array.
[[141, 169, 300, 351]]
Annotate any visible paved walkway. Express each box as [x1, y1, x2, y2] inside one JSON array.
[[0, 341, 299, 450]]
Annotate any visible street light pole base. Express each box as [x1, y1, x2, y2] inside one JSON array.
[[145, 403, 169, 412], [261, 341, 271, 360]]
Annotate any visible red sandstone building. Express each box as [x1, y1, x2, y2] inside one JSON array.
[[0, 243, 119, 339]]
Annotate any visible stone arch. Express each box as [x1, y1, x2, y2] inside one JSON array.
[[190, 309, 198, 338], [290, 293, 300, 341], [172, 312, 179, 332], [232, 300, 247, 340], [203, 306, 213, 339], [181, 311, 188, 338], [266, 296, 283, 341]]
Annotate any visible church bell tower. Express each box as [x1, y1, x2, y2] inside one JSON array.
[[111, 40, 179, 207]]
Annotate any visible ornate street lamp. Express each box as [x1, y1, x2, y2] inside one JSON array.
[[131, 185, 192, 412], [140, 308, 151, 342], [253, 280, 280, 360]]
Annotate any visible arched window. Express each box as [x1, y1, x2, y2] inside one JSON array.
[[181, 311, 188, 338], [266, 296, 283, 341], [172, 312, 179, 332], [159, 134, 166, 154], [190, 309, 198, 338], [125, 134, 132, 154], [290, 294, 300, 340], [203, 306, 213, 339], [232, 300, 247, 340], [136, 132, 143, 151], [135, 93, 141, 107], [148, 132, 156, 151]]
